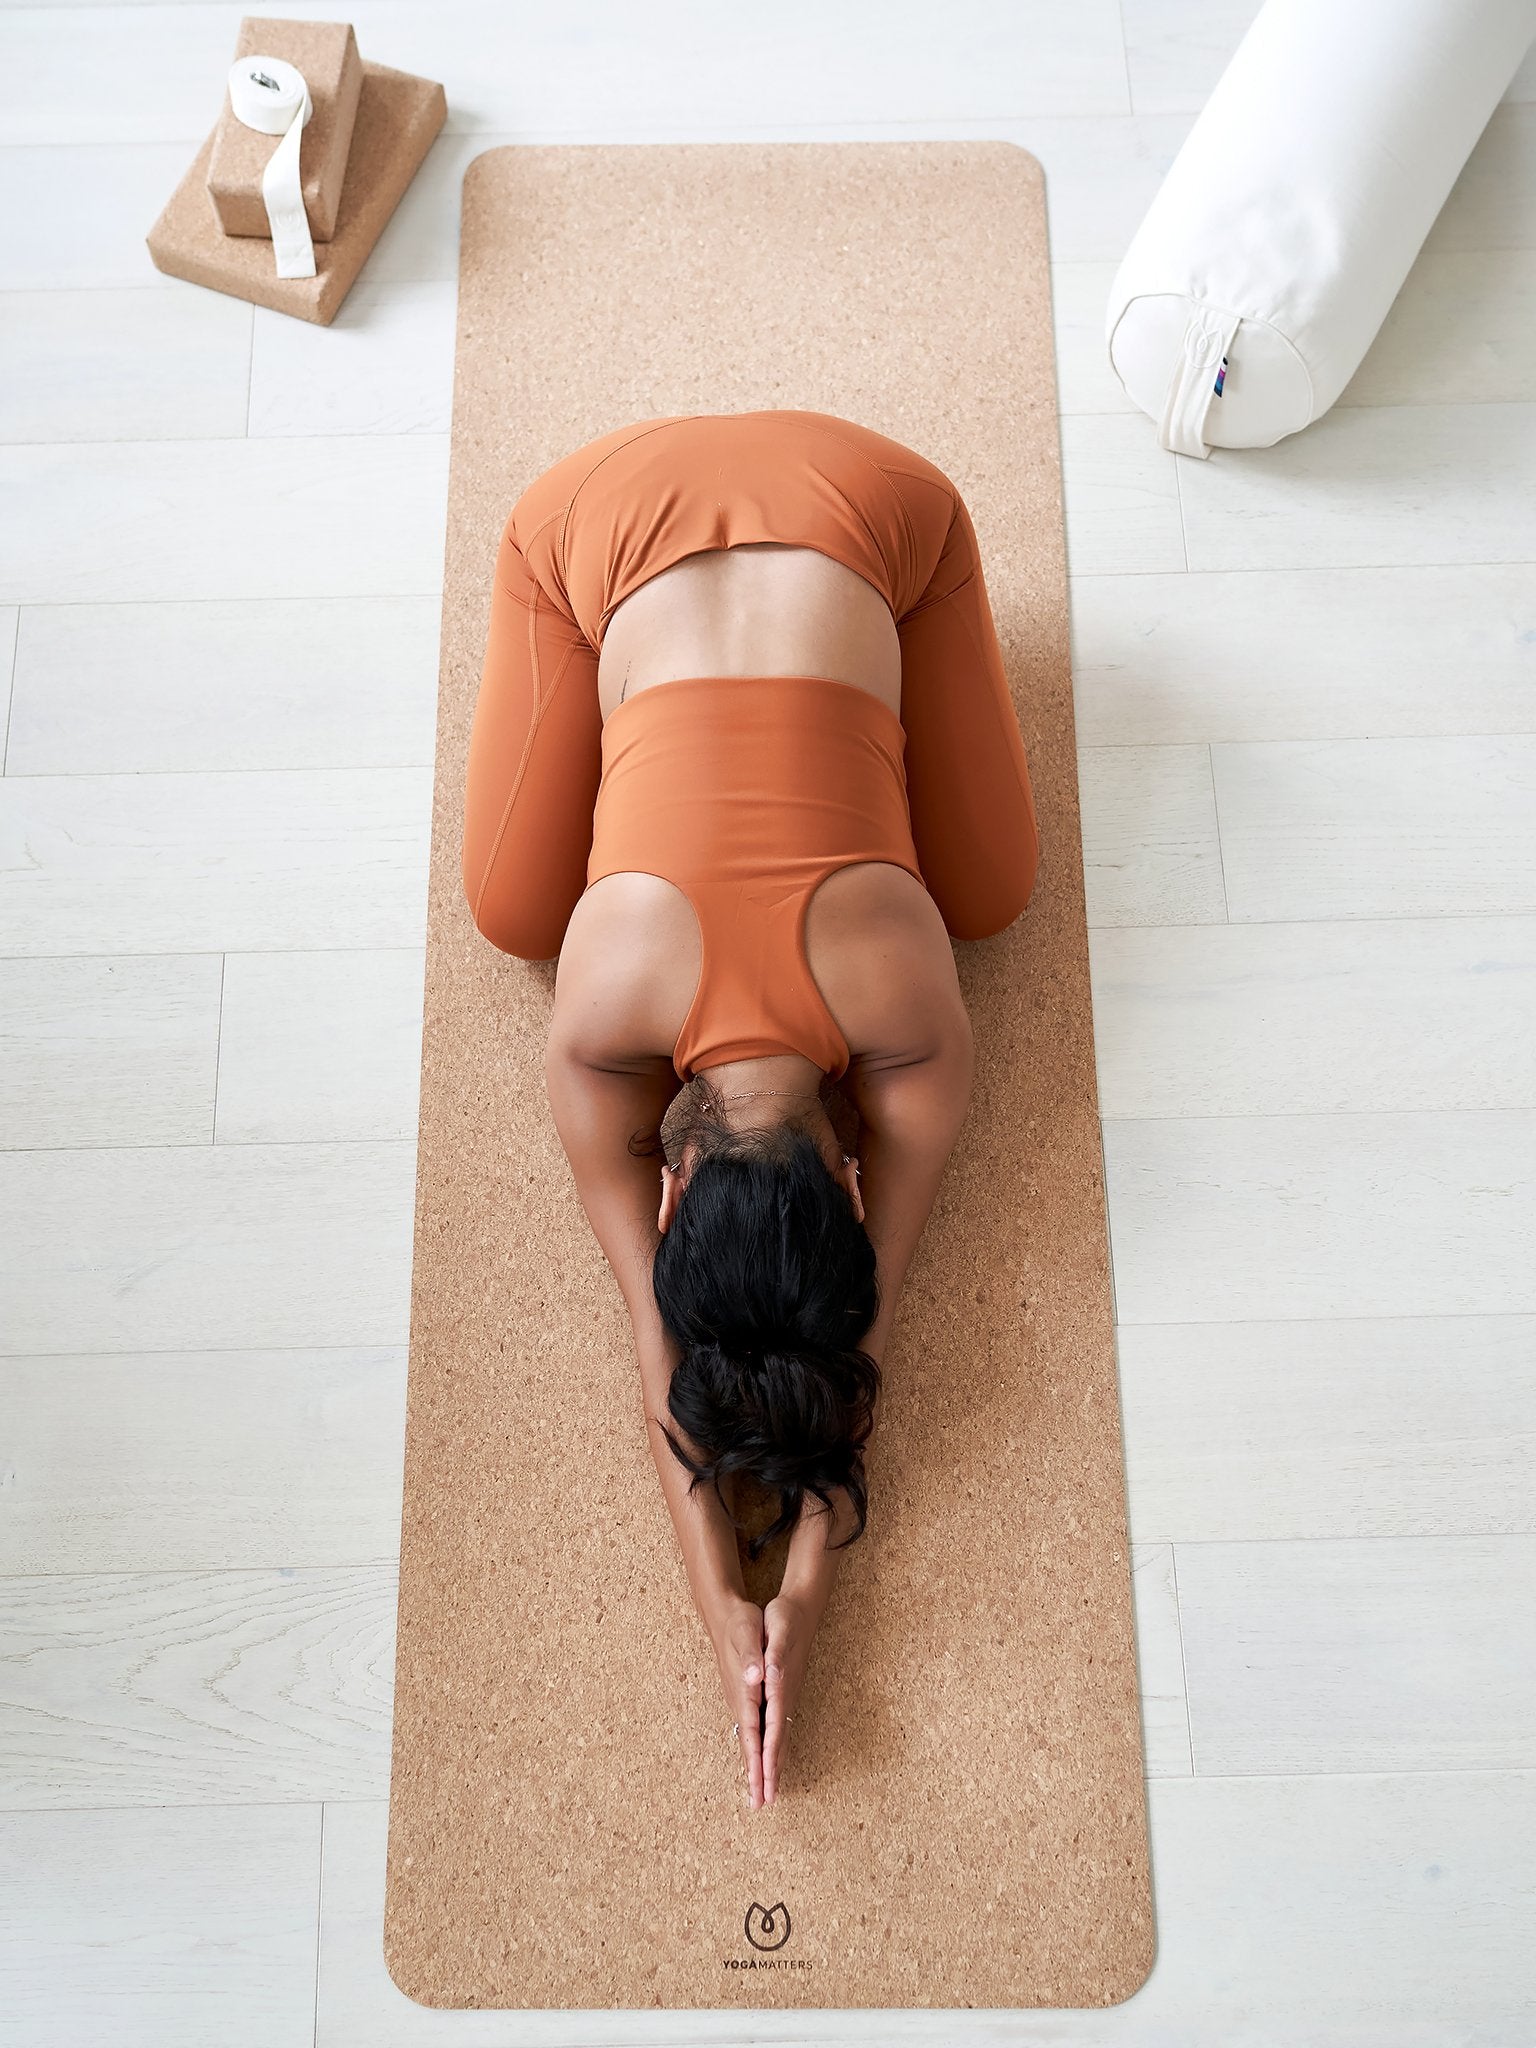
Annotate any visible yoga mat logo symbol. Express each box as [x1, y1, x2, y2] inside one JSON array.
[[743, 1900, 792, 1951]]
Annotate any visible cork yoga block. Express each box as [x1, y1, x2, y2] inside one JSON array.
[[146, 61, 446, 326], [384, 141, 1155, 2013], [206, 15, 364, 243]]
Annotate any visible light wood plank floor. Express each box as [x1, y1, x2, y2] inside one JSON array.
[[2, 3, 1534, 2042]]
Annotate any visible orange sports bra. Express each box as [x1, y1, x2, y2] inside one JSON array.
[[586, 673, 926, 1082]]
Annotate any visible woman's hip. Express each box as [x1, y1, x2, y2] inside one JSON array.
[[509, 409, 958, 647]]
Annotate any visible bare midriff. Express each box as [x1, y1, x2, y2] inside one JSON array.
[[595, 542, 903, 726]]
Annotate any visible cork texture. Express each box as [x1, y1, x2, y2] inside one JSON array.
[[145, 61, 445, 327], [207, 17, 364, 242], [385, 141, 1154, 2012]]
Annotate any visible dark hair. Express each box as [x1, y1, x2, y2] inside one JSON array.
[[647, 1082, 881, 1561]]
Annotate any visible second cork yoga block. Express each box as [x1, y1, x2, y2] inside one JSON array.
[[206, 15, 364, 242]]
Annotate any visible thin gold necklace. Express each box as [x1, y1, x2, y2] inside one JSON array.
[[715, 1088, 820, 1105]]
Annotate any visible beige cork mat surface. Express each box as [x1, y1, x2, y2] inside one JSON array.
[[386, 140, 1154, 2013]]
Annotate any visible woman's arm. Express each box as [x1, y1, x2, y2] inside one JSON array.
[[844, 1005, 976, 1366], [768, 1011, 975, 1614], [542, 1040, 751, 1625], [545, 1038, 784, 1801], [631, 1313, 750, 1621], [755, 1014, 976, 1792]]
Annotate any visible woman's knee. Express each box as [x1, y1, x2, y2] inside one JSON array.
[[939, 824, 1040, 941], [461, 852, 567, 962]]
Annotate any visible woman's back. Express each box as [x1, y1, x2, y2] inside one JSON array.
[[557, 543, 960, 1079], [596, 541, 902, 719]]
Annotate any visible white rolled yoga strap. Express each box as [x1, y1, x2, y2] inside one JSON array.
[[227, 55, 316, 280]]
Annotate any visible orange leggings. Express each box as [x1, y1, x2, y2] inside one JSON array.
[[461, 410, 1041, 961]]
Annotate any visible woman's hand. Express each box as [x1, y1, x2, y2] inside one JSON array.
[[708, 1595, 769, 1806], [759, 1590, 819, 1806], [710, 1590, 820, 1807]]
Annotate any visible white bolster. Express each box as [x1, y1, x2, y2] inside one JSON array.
[[1106, 0, 1536, 456]]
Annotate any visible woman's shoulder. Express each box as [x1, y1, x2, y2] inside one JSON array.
[[550, 872, 700, 1066], [807, 864, 969, 1063]]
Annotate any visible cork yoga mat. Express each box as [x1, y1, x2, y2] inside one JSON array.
[[387, 141, 1153, 2012]]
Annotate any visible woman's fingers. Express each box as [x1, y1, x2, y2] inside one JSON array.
[[711, 1599, 768, 1807], [718, 1596, 811, 1809], [761, 1636, 787, 1806], [760, 1599, 805, 1807], [736, 1649, 765, 1808]]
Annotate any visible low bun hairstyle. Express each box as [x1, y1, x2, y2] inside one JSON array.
[[648, 1082, 881, 1561]]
